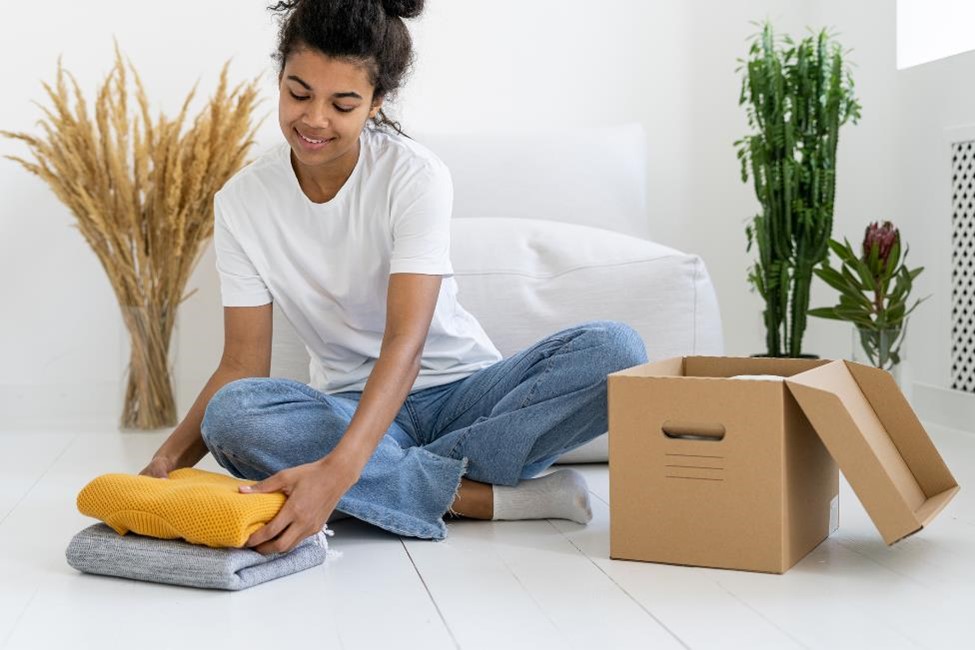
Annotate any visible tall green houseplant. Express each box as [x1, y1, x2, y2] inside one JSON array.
[[736, 21, 862, 357]]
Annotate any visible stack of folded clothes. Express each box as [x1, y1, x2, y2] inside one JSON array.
[[66, 467, 333, 591]]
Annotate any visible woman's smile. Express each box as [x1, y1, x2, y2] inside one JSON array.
[[295, 127, 335, 150]]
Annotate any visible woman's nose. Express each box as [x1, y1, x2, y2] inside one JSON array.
[[305, 101, 330, 128]]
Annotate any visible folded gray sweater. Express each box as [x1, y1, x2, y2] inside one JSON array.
[[66, 522, 331, 590]]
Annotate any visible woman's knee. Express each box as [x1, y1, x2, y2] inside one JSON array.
[[587, 320, 649, 372], [200, 377, 272, 452], [201, 378, 356, 459]]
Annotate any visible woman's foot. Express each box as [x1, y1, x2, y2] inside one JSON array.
[[448, 469, 593, 524]]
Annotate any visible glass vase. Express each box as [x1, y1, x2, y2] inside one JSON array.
[[851, 322, 908, 389], [118, 305, 180, 431]]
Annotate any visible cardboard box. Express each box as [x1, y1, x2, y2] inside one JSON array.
[[607, 356, 960, 574]]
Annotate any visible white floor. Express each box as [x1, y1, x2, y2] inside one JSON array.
[[0, 421, 972, 650]]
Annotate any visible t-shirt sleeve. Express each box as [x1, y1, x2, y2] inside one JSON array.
[[388, 161, 455, 277], [212, 192, 273, 307]]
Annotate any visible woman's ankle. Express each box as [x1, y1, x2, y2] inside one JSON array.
[[448, 477, 494, 519]]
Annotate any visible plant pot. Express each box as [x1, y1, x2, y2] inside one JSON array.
[[118, 305, 179, 431]]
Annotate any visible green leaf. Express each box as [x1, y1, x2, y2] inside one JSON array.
[[839, 293, 863, 308], [829, 238, 858, 266], [808, 307, 845, 320], [853, 255, 878, 294], [814, 266, 873, 308], [884, 239, 901, 282], [867, 240, 881, 277], [885, 296, 907, 316], [888, 276, 909, 303], [840, 264, 866, 291], [895, 266, 914, 296], [835, 307, 876, 327]]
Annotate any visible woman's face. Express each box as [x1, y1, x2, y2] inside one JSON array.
[[278, 48, 382, 170]]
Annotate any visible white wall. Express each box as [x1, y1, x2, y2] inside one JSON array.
[[4, 0, 907, 427], [804, 0, 975, 395], [800, 0, 901, 367], [897, 0, 975, 69], [893, 45, 975, 391], [0, 0, 281, 425]]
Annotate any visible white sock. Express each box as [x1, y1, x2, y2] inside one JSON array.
[[492, 468, 593, 524]]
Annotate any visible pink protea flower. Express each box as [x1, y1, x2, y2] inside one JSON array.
[[863, 221, 899, 272]]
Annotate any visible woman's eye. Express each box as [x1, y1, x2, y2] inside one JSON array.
[[288, 92, 354, 113]]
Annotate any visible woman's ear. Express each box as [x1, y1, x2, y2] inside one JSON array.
[[369, 94, 384, 119]]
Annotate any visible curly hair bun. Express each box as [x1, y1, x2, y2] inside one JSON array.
[[381, 0, 424, 19]]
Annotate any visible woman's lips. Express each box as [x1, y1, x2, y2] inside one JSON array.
[[296, 128, 334, 149]]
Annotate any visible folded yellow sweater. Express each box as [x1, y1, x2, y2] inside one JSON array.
[[76, 468, 286, 549]]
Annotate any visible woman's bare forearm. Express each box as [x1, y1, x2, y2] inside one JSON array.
[[151, 364, 260, 469]]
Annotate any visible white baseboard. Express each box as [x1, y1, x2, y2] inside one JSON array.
[[912, 381, 975, 436], [0, 380, 187, 432]]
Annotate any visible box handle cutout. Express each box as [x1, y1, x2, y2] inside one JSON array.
[[661, 420, 726, 441]]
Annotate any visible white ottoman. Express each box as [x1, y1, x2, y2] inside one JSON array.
[[271, 217, 724, 464]]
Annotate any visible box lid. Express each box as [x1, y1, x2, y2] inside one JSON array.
[[784, 360, 960, 545]]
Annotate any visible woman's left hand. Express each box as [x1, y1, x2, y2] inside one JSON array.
[[239, 454, 361, 555]]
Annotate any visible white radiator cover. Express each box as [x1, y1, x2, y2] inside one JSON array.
[[951, 139, 975, 393]]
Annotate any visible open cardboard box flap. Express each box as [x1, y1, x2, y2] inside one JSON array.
[[784, 360, 960, 544]]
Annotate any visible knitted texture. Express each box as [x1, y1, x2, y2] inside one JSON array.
[[66, 522, 329, 591], [76, 467, 285, 548]]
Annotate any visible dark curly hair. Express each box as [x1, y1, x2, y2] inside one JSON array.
[[267, 0, 424, 138]]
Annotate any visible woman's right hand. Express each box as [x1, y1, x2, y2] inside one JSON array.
[[139, 456, 177, 479]]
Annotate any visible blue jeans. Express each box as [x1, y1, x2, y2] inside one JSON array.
[[199, 320, 648, 540]]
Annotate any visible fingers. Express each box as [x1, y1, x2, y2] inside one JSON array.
[[245, 509, 289, 549], [245, 500, 315, 555], [238, 465, 331, 555], [239, 471, 286, 494], [250, 519, 305, 555], [240, 471, 296, 553], [139, 456, 175, 479], [138, 465, 168, 479], [254, 524, 302, 556], [245, 497, 305, 554]]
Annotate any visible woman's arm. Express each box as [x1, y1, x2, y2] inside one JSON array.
[[141, 304, 273, 477], [327, 272, 444, 475], [239, 273, 444, 554]]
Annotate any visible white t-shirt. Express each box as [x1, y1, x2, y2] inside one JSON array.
[[212, 124, 503, 394]]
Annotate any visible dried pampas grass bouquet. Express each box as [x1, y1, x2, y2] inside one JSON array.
[[1, 41, 265, 430]]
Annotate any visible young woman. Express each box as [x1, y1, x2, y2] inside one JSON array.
[[140, 0, 648, 555]]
